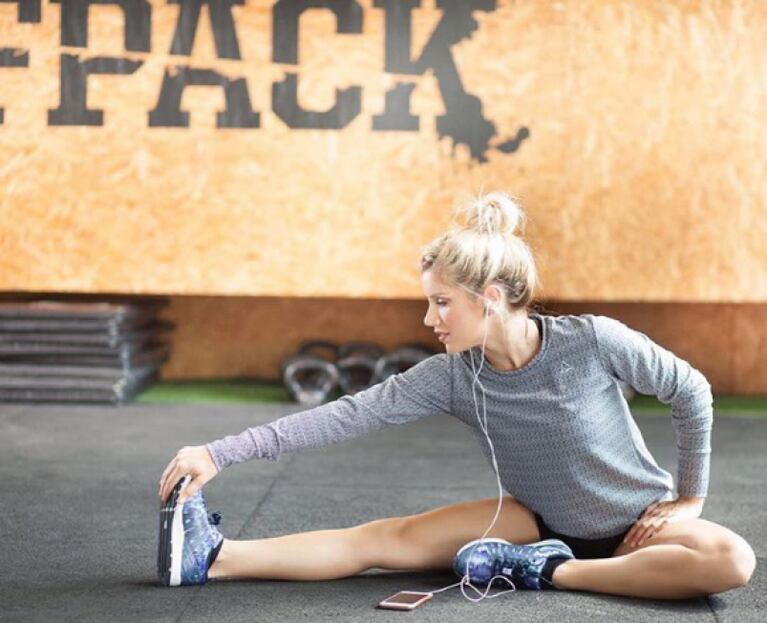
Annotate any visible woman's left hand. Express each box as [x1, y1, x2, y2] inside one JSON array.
[[623, 496, 705, 548]]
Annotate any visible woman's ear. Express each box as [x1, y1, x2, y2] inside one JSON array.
[[484, 285, 502, 313]]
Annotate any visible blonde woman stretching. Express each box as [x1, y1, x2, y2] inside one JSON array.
[[157, 191, 756, 599]]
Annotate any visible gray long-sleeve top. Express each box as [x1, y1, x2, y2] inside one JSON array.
[[206, 313, 714, 539]]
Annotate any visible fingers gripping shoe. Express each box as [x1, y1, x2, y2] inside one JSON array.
[[453, 537, 574, 590], [158, 475, 225, 587]]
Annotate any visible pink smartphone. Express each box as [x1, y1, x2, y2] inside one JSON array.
[[377, 591, 433, 611]]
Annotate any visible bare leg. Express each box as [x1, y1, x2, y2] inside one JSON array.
[[207, 498, 756, 599], [552, 544, 713, 599], [209, 495, 539, 582], [208, 524, 376, 581], [551, 520, 756, 599]]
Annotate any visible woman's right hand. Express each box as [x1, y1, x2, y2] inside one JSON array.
[[158, 445, 219, 504]]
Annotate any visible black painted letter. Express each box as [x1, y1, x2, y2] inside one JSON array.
[[48, 55, 143, 125], [52, 0, 150, 51], [48, 1, 149, 126], [373, 0, 499, 162], [149, 68, 259, 128], [272, 0, 362, 129], [148, 0, 258, 128], [168, 0, 243, 60]]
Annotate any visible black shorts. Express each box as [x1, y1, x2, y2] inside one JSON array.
[[534, 513, 631, 560]]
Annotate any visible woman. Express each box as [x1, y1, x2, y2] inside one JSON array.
[[157, 191, 756, 599]]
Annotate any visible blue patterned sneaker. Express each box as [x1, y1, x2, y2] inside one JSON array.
[[157, 475, 225, 587], [453, 537, 574, 590]]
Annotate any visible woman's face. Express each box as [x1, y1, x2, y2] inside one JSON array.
[[421, 269, 482, 352]]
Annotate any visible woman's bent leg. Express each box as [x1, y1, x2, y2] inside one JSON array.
[[374, 494, 540, 573], [209, 495, 540, 581], [551, 518, 756, 599]]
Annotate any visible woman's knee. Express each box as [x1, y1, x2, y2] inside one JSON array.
[[401, 496, 537, 544], [352, 516, 418, 571], [715, 533, 757, 590], [693, 530, 757, 593]]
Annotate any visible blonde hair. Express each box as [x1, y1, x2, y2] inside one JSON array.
[[419, 190, 541, 318]]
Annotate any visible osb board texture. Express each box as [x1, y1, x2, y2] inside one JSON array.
[[157, 297, 767, 395], [0, 1, 766, 301]]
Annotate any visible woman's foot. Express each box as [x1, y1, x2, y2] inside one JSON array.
[[453, 537, 574, 590], [157, 475, 224, 586]]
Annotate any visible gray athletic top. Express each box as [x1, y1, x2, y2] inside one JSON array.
[[206, 313, 713, 539]]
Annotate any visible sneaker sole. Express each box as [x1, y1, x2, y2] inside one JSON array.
[[158, 475, 191, 587]]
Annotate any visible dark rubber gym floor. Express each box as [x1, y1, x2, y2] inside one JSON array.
[[1, 392, 765, 622]]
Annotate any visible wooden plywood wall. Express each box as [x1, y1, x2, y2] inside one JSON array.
[[0, 0, 766, 302], [155, 296, 767, 395]]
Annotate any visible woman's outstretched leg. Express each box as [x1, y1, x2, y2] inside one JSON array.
[[208, 523, 381, 581], [208, 495, 539, 582]]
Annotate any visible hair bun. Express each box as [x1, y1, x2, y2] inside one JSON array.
[[454, 190, 525, 237]]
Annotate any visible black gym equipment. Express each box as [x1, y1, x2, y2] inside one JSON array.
[[280, 339, 441, 406], [281, 339, 342, 407], [296, 339, 340, 363], [0, 297, 172, 404], [335, 341, 385, 396], [370, 342, 437, 385]]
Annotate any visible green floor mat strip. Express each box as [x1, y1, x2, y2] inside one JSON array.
[[135, 380, 291, 404], [135, 380, 767, 414], [632, 394, 767, 415]]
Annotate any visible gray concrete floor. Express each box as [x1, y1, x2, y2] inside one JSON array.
[[0, 402, 764, 622]]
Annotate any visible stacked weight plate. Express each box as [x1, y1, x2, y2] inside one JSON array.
[[0, 296, 173, 405]]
